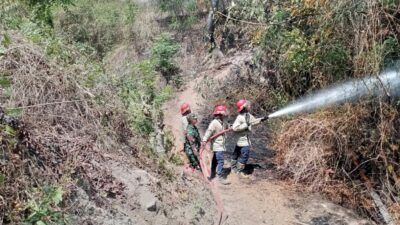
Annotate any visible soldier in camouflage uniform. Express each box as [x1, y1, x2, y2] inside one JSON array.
[[184, 113, 201, 170]]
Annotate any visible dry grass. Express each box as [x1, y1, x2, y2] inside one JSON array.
[[2, 44, 98, 136], [0, 30, 130, 223], [274, 117, 341, 187], [273, 103, 400, 223], [131, 0, 163, 52]]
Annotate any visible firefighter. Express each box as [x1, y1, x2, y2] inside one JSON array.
[[180, 103, 191, 139], [184, 113, 201, 170], [202, 105, 230, 185], [231, 99, 267, 178]]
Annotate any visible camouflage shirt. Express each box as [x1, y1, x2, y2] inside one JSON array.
[[185, 124, 201, 151]]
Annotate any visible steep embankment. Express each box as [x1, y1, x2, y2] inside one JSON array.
[[0, 1, 218, 224], [163, 49, 375, 225]]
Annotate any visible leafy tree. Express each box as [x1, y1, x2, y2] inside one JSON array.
[[21, 0, 73, 26]]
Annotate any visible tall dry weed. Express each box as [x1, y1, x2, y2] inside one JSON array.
[[273, 102, 400, 222]]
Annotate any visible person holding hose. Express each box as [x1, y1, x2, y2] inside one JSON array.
[[231, 99, 267, 178], [202, 105, 230, 185], [184, 113, 201, 170]]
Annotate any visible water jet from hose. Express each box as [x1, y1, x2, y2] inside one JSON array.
[[268, 68, 400, 119]]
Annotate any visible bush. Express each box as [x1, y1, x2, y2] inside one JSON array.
[[0, 1, 28, 29], [156, 0, 198, 30], [24, 186, 66, 225], [23, 0, 73, 26], [53, 0, 136, 57], [228, 0, 268, 23], [151, 32, 180, 84], [0, 0, 73, 27], [382, 36, 400, 67], [117, 59, 173, 135]]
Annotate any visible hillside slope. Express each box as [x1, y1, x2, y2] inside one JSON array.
[[163, 48, 375, 225]]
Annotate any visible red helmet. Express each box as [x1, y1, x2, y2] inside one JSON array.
[[213, 105, 227, 115], [180, 103, 190, 114], [236, 99, 248, 112]]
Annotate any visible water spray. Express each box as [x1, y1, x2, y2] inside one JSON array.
[[268, 68, 400, 119]]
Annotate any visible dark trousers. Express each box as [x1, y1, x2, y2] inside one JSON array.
[[210, 151, 225, 177], [231, 145, 250, 171]]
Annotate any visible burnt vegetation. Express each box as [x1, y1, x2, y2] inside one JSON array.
[[198, 0, 400, 223]]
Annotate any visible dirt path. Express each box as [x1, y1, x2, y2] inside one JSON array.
[[163, 75, 204, 152], [163, 50, 375, 225]]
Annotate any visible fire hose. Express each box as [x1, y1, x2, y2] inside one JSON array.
[[185, 119, 267, 224], [187, 128, 232, 225]]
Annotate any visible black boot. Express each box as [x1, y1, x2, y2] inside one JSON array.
[[208, 171, 216, 181]]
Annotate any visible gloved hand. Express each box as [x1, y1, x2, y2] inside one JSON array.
[[261, 116, 268, 122]]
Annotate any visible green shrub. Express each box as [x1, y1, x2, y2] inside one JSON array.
[[24, 186, 66, 225], [262, 8, 290, 51], [151, 32, 179, 83], [281, 28, 313, 74], [383, 0, 400, 9], [117, 59, 173, 135], [382, 36, 400, 67], [53, 0, 136, 57], [156, 0, 198, 30], [21, 0, 73, 26], [0, 1, 27, 29], [316, 42, 350, 80], [228, 0, 268, 23], [118, 60, 155, 134], [0, 0, 74, 29], [0, 0, 41, 28]]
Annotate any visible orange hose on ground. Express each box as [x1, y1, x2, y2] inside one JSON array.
[[198, 128, 232, 225], [184, 128, 232, 225]]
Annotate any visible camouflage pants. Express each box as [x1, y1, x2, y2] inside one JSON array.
[[184, 144, 200, 168]]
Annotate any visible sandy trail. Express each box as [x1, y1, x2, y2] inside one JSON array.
[[163, 50, 374, 225]]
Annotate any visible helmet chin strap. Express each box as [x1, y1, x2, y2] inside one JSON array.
[[240, 107, 249, 114]]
